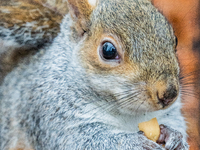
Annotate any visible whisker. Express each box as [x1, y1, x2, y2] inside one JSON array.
[[135, 99, 146, 116], [180, 91, 199, 99], [119, 93, 142, 110], [117, 89, 146, 103], [88, 89, 146, 118]]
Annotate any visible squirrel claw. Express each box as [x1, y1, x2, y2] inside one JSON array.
[[157, 125, 189, 150], [137, 131, 145, 135]]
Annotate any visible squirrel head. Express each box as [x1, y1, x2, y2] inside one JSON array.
[[67, 0, 179, 114]]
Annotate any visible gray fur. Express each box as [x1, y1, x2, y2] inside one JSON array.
[[0, 0, 189, 149]]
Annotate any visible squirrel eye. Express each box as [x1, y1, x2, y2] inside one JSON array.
[[102, 42, 118, 60]]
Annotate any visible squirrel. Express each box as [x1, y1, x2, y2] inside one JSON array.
[[0, 0, 189, 149]]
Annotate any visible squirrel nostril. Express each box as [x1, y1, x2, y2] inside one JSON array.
[[158, 97, 173, 107], [157, 86, 178, 107]]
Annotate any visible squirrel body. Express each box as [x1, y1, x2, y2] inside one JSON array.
[[0, 0, 189, 149]]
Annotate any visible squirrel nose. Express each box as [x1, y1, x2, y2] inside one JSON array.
[[157, 85, 178, 107]]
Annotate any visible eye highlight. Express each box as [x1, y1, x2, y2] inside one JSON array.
[[102, 42, 118, 59]]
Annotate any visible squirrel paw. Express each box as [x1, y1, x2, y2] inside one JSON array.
[[137, 131, 163, 149], [157, 125, 189, 150]]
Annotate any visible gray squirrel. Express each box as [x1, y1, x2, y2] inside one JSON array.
[[0, 0, 189, 149]]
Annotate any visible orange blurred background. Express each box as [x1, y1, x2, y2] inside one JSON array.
[[153, 0, 200, 149]]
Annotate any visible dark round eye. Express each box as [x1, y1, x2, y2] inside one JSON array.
[[102, 42, 118, 59]]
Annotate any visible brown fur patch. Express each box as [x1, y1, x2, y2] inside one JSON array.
[[0, 0, 63, 40], [0, 40, 38, 82], [33, 0, 69, 15]]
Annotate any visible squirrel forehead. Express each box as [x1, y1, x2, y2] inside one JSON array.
[[92, 0, 174, 44]]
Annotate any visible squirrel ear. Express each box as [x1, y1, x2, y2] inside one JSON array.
[[67, 0, 97, 36], [87, 0, 98, 7]]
